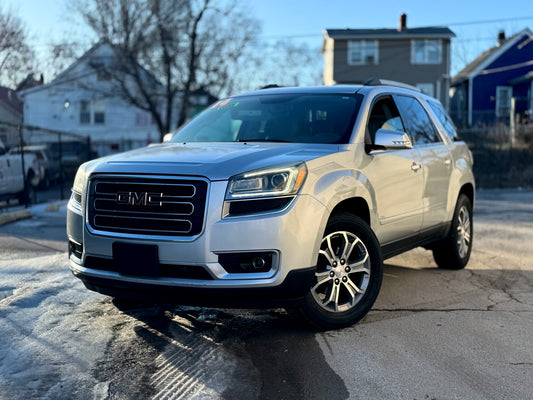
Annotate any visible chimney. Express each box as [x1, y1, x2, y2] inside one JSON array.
[[398, 13, 407, 32], [497, 30, 506, 46]]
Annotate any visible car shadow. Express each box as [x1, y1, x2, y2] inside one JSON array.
[[108, 299, 349, 400], [99, 256, 532, 399]]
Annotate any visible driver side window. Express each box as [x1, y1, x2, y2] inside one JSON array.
[[366, 97, 406, 147]]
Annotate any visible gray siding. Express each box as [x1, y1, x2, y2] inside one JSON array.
[[330, 38, 451, 104]]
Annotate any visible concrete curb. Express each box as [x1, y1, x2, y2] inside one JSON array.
[[0, 200, 67, 226], [0, 209, 32, 226]]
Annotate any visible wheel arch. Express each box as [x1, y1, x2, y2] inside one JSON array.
[[329, 197, 371, 226], [458, 182, 474, 208]]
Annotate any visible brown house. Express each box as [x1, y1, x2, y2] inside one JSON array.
[[322, 14, 455, 107]]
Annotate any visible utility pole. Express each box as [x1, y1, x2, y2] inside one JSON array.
[[18, 124, 28, 208]]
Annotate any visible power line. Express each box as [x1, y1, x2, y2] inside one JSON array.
[[446, 15, 533, 26], [260, 15, 533, 41]]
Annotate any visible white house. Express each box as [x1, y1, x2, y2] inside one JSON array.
[[18, 40, 171, 157]]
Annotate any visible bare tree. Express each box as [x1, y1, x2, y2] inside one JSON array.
[[250, 41, 322, 89], [70, 0, 260, 139], [0, 7, 34, 88]]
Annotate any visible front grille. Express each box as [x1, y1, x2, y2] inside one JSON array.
[[88, 176, 208, 236]]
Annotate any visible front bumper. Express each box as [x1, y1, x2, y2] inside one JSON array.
[[72, 266, 316, 307], [67, 179, 328, 306]]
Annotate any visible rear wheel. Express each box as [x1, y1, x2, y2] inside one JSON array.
[[432, 194, 473, 270], [297, 213, 383, 330], [27, 169, 39, 189]]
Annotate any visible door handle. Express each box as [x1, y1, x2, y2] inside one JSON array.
[[411, 162, 422, 172]]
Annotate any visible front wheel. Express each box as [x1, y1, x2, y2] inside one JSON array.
[[297, 213, 383, 330], [432, 194, 473, 270]]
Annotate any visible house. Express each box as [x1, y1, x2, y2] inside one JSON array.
[[0, 87, 23, 148], [450, 29, 533, 127], [17, 40, 169, 157], [322, 14, 455, 107]]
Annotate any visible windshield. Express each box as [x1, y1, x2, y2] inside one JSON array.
[[171, 93, 361, 144]]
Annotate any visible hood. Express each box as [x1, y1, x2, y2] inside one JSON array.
[[89, 142, 341, 180]]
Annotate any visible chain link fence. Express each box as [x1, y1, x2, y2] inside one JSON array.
[[459, 122, 533, 188], [0, 121, 94, 208]]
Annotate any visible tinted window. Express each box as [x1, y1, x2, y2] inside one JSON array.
[[367, 97, 405, 145], [394, 95, 441, 145], [428, 101, 459, 141], [171, 94, 361, 144]]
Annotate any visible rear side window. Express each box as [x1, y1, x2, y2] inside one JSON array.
[[428, 101, 459, 141], [394, 95, 441, 145]]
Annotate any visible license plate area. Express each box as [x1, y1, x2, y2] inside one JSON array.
[[113, 242, 160, 277]]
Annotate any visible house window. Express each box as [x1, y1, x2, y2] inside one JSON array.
[[411, 40, 442, 64], [94, 101, 106, 124], [348, 40, 378, 65], [80, 100, 91, 124], [496, 86, 512, 118], [416, 83, 434, 98]]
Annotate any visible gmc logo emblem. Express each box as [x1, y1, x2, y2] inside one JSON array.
[[116, 192, 163, 206]]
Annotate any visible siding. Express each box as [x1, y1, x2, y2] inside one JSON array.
[[471, 33, 533, 124], [331, 38, 451, 104]]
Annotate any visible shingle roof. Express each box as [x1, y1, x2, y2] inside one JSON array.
[[452, 40, 512, 83], [325, 27, 455, 39], [452, 29, 533, 84]]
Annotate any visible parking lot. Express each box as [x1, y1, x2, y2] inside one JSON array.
[[0, 188, 532, 399]]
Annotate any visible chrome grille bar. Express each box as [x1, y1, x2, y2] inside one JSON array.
[[88, 176, 208, 237]]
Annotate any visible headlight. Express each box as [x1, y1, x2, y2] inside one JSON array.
[[72, 167, 88, 194], [225, 162, 307, 200]]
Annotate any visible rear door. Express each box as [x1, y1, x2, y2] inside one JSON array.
[[394, 95, 453, 230]]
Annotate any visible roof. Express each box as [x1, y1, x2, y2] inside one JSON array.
[[324, 27, 455, 40], [452, 28, 533, 84], [18, 38, 162, 97], [0, 86, 23, 115]]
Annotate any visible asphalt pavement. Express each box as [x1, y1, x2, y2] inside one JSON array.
[[0, 188, 531, 399]]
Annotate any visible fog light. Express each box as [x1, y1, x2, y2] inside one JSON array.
[[218, 252, 274, 273], [252, 257, 266, 269]]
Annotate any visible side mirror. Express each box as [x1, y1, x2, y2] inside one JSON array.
[[374, 128, 412, 150], [162, 133, 174, 143]]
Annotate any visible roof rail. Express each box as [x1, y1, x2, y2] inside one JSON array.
[[363, 78, 421, 92]]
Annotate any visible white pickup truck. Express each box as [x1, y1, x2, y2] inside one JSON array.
[[0, 139, 40, 203]]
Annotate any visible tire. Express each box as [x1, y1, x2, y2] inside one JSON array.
[[297, 213, 383, 330], [432, 194, 473, 270], [27, 169, 39, 189]]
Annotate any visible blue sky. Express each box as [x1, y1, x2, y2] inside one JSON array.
[[5, 0, 533, 77]]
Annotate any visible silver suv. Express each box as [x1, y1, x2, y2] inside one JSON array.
[[67, 81, 474, 329]]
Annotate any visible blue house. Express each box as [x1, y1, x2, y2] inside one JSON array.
[[450, 29, 533, 127]]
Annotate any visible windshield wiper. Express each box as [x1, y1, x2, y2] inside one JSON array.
[[237, 138, 291, 143]]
